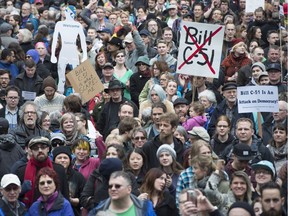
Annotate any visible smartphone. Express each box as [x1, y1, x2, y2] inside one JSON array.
[[187, 190, 197, 206]]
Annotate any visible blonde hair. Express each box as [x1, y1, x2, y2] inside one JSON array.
[[231, 41, 247, 53], [18, 28, 32, 43]]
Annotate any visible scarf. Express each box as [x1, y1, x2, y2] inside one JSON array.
[[23, 157, 53, 208], [38, 191, 59, 212]]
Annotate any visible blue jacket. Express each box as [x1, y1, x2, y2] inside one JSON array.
[[28, 193, 74, 216], [88, 194, 156, 216], [0, 61, 19, 83]]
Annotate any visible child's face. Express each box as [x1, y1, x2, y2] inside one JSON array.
[[189, 108, 197, 117]]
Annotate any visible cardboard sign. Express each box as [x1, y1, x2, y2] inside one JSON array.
[[237, 86, 279, 113], [176, 21, 224, 79], [66, 60, 104, 104], [245, 0, 265, 13]]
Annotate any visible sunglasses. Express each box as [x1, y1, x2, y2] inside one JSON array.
[[133, 136, 145, 140], [39, 180, 53, 186], [4, 185, 19, 192], [26, 55, 32, 59], [137, 63, 146, 66], [51, 141, 65, 147], [108, 184, 122, 189]]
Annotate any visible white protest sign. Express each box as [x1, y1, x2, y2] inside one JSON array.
[[176, 21, 224, 79], [245, 0, 265, 13], [237, 86, 279, 113]]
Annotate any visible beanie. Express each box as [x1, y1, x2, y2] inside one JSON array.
[[156, 144, 176, 160], [52, 146, 72, 161], [228, 202, 255, 216], [26, 49, 40, 64], [99, 158, 123, 180], [43, 76, 57, 90]]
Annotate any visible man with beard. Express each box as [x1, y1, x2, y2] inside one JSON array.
[[260, 182, 286, 216], [97, 80, 138, 139], [0, 69, 11, 91], [146, 19, 162, 47], [173, 98, 189, 121], [9, 101, 49, 149], [142, 112, 183, 169], [208, 82, 253, 136], [14, 136, 69, 208], [34, 76, 65, 113]]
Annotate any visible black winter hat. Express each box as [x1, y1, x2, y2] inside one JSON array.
[[228, 201, 255, 216], [99, 158, 123, 180], [52, 146, 72, 161]]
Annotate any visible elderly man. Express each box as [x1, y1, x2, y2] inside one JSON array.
[[14, 136, 69, 208], [9, 101, 49, 148], [0, 174, 27, 215], [34, 76, 65, 113], [208, 82, 253, 136], [20, 3, 38, 32], [0, 22, 18, 48], [89, 171, 155, 215]]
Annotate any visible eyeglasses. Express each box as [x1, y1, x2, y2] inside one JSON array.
[[108, 184, 122, 189], [39, 180, 53, 186], [116, 55, 125, 58], [137, 63, 146, 66], [4, 185, 19, 192], [133, 136, 146, 140], [255, 170, 271, 175], [7, 96, 19, 100], [0, 77, 9, 80], [24, 111, 36, 115], [30, 145, 48, 151]]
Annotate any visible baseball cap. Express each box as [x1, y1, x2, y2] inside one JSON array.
[[28, 136, 51, 149], [123, 32, 133, 43], [251, 160, 276, 178], [0, 23, 13, 34], [97, 28, 112, 35], [188, 127, 210, 142], [173, 98, 188, 107], [102, 62, 114, 69], [232, 143, 254, 161], [139, 29, 151, 37], [1, 174, 21, 188], [266, 63, 281, 72]]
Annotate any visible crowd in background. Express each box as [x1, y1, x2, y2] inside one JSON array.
[[0, 0, 287, 215]]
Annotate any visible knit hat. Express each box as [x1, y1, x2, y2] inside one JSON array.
[[156, 144, 176, 160], [251, 62, 266, 71], [188, 127, 210, 142], [26, 49, 40, 64], [228, 201, 255, 216], [52, 146, 72, 161], [0, 117, 9, 132], [99, 158, 123, 180], [43, 76, 57, 90]]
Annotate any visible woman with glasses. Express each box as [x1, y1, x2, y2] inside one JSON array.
[[28, 167, 74, 215], [40, 111, 51, 132], [131, 127, 147, 148], [139, 168, 179, 216], [210, 115, 235, 156], [113, 50, 133, 100]]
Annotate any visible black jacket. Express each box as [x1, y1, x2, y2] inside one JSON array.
[[220, 136, 275, 165], [210, 133, 236, 157], [142, 135, 184, 170], [9, 123, 50, 149], [130, 72, 150, 107], [154, 191, 179, 216], [0, 134, 25, 180], [208, 99, 253, 137], [0, 198, 27, 216]]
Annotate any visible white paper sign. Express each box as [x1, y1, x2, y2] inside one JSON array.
[[237, 86, 279, 113], [22, 91, 36, 100], [176, 21, 224, 79], [245, 0, 265, 13]]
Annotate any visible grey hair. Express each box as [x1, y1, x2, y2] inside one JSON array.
[[198, 89, 217, 104], [18, 28, 32, 43], [19, 101, 42, 123], [175, 126, 188, 140], [110, 171, 132, 186], [147, 84, 166, 102]]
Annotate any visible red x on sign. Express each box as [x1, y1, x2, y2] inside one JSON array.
[[178, 25, 223, 74]]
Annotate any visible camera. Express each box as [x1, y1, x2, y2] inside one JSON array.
[[187, 190, 197, 206]]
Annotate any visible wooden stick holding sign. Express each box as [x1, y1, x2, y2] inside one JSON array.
[[66, 60, 104, 104]]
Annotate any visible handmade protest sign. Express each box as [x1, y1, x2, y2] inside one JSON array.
[[245, 0, 265, 13], [66, 60, 104, 104], [237, 86, 279, 113], [50, 5, 87, 94], [176, 21, 224, 79]]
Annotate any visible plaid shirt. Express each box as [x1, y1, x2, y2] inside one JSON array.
[[176, 167, 194, 207]]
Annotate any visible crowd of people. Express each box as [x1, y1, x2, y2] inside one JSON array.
[[0, 0, 287, 215]]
